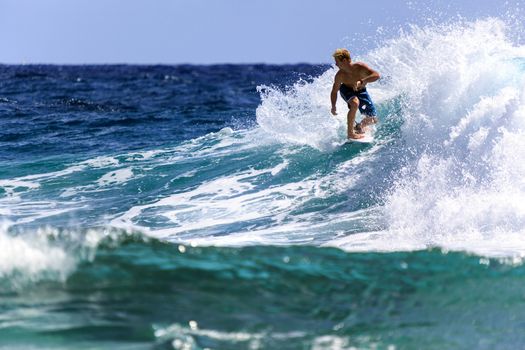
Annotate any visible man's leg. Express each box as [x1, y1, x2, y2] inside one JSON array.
[[356, 92, 378, 131], [360, 116, 378, 128], [355, 116, 377, 134], [347, 97, 363, 139]]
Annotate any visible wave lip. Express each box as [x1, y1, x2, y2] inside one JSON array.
[[0, 226, 75, 288], [0, 225, 134, 290]]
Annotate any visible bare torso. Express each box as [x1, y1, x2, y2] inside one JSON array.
[[335, 63, 371, 90]]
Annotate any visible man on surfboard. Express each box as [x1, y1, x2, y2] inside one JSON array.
[[330, 48, 380, 139]]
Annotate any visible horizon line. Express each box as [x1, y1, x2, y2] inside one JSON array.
[[0, 61, 332, 67]]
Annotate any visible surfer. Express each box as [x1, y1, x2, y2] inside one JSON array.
[[330, 48, 380, 139]]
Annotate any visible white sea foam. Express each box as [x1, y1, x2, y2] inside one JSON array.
[[111, 164, 316, 238], [0, 156, 120, 199], [325, 18, 525, 257], [0, 195, 86, 226], [96, 167, 134, 187], [256, 71, 352, 151], [0, 179, 40, 197], [0, 223, 74, 286], [154, 321, 386, 350], [111, 141, 380, 244]]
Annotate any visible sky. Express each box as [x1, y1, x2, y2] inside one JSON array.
[[0, 0, 523, 64]]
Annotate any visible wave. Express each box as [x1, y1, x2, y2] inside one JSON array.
[[256, 18, 525, 257], [2, 224, 525, 349], [362, 19, 525, 255]]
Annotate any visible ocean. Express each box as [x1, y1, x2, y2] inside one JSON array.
[[2, 18, 525, 349]]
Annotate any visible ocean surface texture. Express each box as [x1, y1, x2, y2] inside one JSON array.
[[2, 19, 525, 349]]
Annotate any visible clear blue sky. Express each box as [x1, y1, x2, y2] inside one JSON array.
[[0, 0, 522, 64]]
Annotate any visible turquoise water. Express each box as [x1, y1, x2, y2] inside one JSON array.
[[3, 236, 525, 349], [2, 18, 525, 349]]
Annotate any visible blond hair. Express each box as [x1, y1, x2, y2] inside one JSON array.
[[332, 48, 351, 60]]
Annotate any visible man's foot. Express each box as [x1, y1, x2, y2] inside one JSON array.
[[356, 117, 378, 134], [354, 122, 365, 134]]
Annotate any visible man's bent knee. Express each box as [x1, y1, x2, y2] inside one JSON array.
[[347, 97, 359, 110]]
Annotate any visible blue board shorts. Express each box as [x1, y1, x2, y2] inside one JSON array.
[[339, 84, 377, 117]]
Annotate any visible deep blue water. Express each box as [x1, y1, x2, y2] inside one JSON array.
[[0, 64, 327, 162], [2, 18, 525, 349]]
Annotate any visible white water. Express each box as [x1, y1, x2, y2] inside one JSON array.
[[0, 222, 116, 287], [237, 18, 525, 257], [330, 18, 525, 257]]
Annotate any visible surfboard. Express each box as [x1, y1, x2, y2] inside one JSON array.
[[345, 133, 374, 144]]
